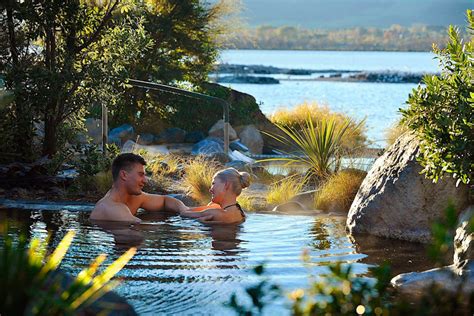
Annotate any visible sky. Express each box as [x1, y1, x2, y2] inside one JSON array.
[[236, 0, 472, 28]]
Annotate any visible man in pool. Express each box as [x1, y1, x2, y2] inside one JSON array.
[[90, 153, 190, 223]]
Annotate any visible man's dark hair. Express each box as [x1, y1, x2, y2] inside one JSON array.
[[111, 153, 146, 181]]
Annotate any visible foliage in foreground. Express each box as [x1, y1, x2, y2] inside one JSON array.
[[314, 168, 367, 212], [229, 205, 474, 315], [0, 227, 136, 315], [401, 10, 474, 186], [264, 115, 363, 183]]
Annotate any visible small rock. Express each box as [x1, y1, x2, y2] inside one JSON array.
[[184, 131, 206, 143], [137, 133, 155, 145], [229, 140, 249, 153], [191, 137, 224, 156], [236, 125, 264, 154], [155, 128, 186, 144], [208, 119, 238, 141], [109, 124, 134, 145], [272, 201, 307, 213]]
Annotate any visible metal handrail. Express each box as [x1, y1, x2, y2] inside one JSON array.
[[104, 79, 230, 154]]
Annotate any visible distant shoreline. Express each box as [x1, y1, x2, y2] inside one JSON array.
[[212, 63, 437, 84]]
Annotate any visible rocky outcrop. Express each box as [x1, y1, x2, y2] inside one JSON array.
[[347, 133, 470, 243], [236, 125, 264, 155]]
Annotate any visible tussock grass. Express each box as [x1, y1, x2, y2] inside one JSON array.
[[270, 102, 367, 152], [385, 120, 410, 148], [266, 175, 304, 205], [314, 169, 367, 212], [237, 195, 255, 211], [263, 114, 363, 183], [147, 154, 183, 178], [93, 171, 113, 195], [182, 156, 220, 204]]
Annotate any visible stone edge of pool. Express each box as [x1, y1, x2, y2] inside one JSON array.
[[0, 198, 95, 212]]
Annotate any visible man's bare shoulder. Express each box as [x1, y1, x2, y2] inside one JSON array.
[[90, 198, 139, 223]]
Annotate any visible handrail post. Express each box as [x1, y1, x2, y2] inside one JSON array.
[[102, 103, 108, 155]]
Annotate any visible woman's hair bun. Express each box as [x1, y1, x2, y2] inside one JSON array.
[[239, 171, 251, 189]]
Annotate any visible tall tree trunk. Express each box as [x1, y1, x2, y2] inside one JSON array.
[[43, 114, 57, 157]]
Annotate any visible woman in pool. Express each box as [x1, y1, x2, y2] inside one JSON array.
[[179, 168, 250, 224]]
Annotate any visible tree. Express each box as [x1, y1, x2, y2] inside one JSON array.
[[401, 10, 474, 185]]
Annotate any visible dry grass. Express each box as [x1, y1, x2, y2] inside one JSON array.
[[314, 169, 367, 212], [147, 154, 183, 178], [182, 156, 220, 204], [385, 120, 410, 148], [93, 171, 113, 195], [270, 102, 367, 152], [237, 195, 255, 211], [266, 175, 304, 205]]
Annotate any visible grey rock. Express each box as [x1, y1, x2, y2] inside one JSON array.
[[454, 206, 474, 267], [236, 125, 264, 155], [229, 140, 249, 153], [347, 133, 470, 243], [208, 152, 231, 164], [225, 160, 250, 171], [109, 124, 134, 145], [137, 133, 155, 145], [184, 131, 205, 143], [191, 137, 224, 155], [272, 201, 307, 213], [208, 119, 238, 141], [391, 260, 474, 296], [291, 190, 317, 209], [155, 127, 186, 144]]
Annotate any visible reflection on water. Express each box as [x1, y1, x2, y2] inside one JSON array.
[[0, 208, 431, 315]]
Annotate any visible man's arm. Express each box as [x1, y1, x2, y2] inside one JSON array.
[[140, 193, 189, 213]]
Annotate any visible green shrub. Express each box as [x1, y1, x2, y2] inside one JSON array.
[[401, 10, 474, 185]]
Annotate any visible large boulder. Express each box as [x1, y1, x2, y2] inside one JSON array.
[[208, 119, 238, 141], [347, 133, 470, 243], [236, 124, 264, 155]]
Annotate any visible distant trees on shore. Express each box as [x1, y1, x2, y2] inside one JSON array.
[[228, 24, 465, 51]]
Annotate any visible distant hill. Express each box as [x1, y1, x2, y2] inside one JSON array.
[[238, 0, 472, 29]]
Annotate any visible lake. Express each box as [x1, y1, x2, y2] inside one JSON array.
[[217, 50, 439, 147]]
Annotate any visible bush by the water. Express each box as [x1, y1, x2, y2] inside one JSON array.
[[266, 175, 304, 205], [384, 120, 410, 148], [401, 10, 474, 186], [315, 169, 367, 212], [270, 103, 368, 153]]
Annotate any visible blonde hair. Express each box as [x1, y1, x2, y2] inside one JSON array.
[[214, 168, 251, 196]]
